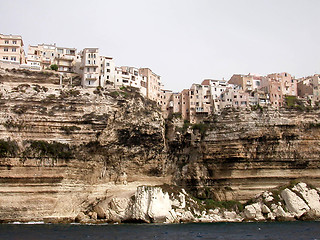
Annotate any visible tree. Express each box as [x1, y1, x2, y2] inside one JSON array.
[[50, 64, 58, 71]]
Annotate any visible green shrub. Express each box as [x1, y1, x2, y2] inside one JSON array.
[[25, 140, 73, 160], [0, 139, 19, 157], [192, 123, 209, 137], [50, 64, 58, 71], [109, 91, 119, 98]]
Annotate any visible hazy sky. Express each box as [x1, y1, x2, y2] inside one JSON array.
[[1, 0, 320, 91]]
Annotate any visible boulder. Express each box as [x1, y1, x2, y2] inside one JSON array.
[[131, 186, 172, 223], [292, 183, 320, 216], [109, 197, 131, 218], [261, 204, 271, 214], [75, 212, 89, 223], [178, 210, 195, 222], [280, 188, 310, 217], [223, 211, 242, 222], [243, 203, 264, 220], [94, 201, 110, 219]]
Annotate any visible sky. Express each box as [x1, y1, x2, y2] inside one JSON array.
[[1, 0, 320, 92]]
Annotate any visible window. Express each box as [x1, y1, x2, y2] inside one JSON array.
[[106, 76, 109, 79], [87, 67, 90, 72], [106, 62, 110, 66], [107, 69, 110, 72], [4, 48, 8, 52], [3, 56, 8, 60], [88, 60, 90, 64], [93, 60, 96, 64], [51, 53, 54, 57], [88, 81, 91, 85], [93, 54, 96, 58], [12, 40, 17, 44], [11, 57, 16, 61], [12, 48, 16, 52], [4, 40, 9, 44]]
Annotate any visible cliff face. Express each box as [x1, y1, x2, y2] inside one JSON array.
[[1, 69, 320, 222], [167, 108, 320, 202], [0, 69, 167, 222]]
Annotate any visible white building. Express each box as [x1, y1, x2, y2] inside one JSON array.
[[80, 48, 100, 87]]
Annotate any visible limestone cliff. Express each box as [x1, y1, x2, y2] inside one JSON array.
[[167, 108, 320, 202], [0, 69, 167, 222], [1, 69, 320, 223]]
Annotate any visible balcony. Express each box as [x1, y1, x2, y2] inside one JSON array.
[[42, 59, 51, 64], [57, 62, 72, 67], [85, 77, 97, 81], [56, 55, 74, 61]]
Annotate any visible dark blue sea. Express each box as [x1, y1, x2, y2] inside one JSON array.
[[0, 222, 319, 240]]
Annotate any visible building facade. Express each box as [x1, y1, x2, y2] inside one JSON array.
[[0, 34, 25, 64], [139, 68, 162, 105], [27, 43, 77, 72], [80, 48, 100, 87]]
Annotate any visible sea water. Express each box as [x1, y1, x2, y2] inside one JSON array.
[[0, 221, 320, 240]]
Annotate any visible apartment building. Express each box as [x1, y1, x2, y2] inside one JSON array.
[[189, 83, 212, 123], [229, 74, 261, 92], [55, 47, 77, 72], [260, 78, 283, 107], [267, 72, 297, 96], [297, 74, 320, 102], [27, 43, 77, 72], [115, 66, 141, 89], [248, 90, 270, 106], [201, 79, 227, 112], [100, 56, 115, 86], [80, 48, 100, 87], [0, 33, 25, 64], [220, 85, 249, 109], [27, 44, 56, 70], [139, 68, 162, 105], [160, 90, 181, 118], [260, 72, 297, 107], [180, 89, 190, 120]]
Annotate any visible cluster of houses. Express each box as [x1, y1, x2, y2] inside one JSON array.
[[1, 33, 319, 123]]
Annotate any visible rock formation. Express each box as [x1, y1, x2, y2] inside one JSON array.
[[1, 69, 320, 223]]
